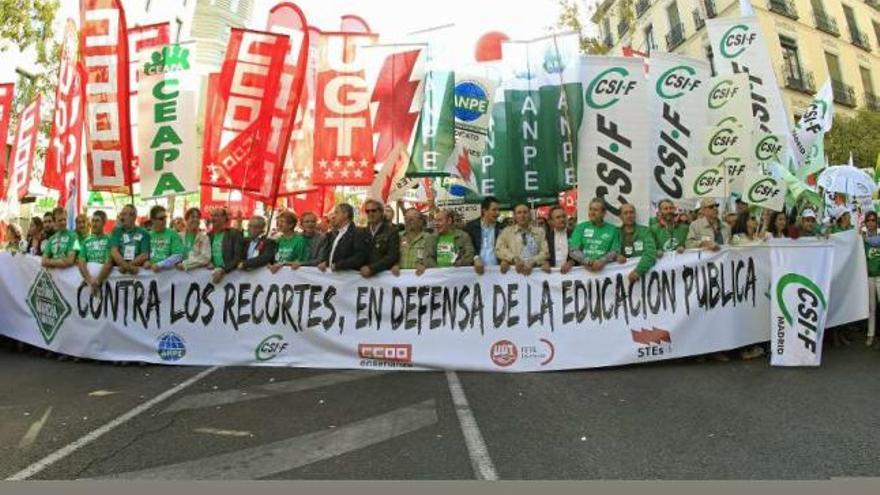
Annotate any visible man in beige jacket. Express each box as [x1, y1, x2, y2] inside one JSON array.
[[495, 203, 550, 275], [686, 198, 731, 251]]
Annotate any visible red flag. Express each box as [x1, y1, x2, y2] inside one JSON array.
[[244, 3, 311, 207], [371, 47, 422, 167], [312, 31, 378, 186], [288, 185, 335, 217], [9, 97, 41, 201], [80, 0, 133, 193], [200, 184, 257, 220], [127, 22, 170, 183], [45, 20, 84, 206], [0, 83, 14, 198], [559, 189, 577, 216], [201, 28, 289, 192]]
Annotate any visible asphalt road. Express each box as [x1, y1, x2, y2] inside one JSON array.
[[1, 332, 879, 480]]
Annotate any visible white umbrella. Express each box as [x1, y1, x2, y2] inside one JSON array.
[[816, 162, 876, 198]]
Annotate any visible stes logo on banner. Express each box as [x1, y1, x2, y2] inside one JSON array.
[[631, 327, 672, 359], [719, 24, 757, 58]]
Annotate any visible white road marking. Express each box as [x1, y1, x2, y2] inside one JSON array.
[[88, 390, 118, 397], [6, 366, 218, 481], [445, 371, 498, 480], [162, 371, 385, 413], [193, 428, 254, 438], [96, 399, 438, 479], [18, 406, 53, 449]]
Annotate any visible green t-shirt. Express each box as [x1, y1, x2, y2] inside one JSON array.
[[569, 221, 621, 261], [620, 225, 657, 275], [45, 230, 79, 260], [275, 234, 308, 263], [831, 224, 853, 234], [866, 240, 880, 277], [436, 233, 457, 267], [149, 229, 184, 264], [211, 232, 225, 268], [109, 226, 150, 262], [79, 234, 110, 264], [182, 232, 197, 259], [651, 223, 689, 252]]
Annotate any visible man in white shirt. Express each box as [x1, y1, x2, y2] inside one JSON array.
[[544, 206, 573, 273], [318, 203, 369, 272]]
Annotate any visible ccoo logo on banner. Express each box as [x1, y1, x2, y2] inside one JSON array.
[[770, 242, 833, 366]]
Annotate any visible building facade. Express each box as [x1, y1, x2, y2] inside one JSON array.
[[592, 0, 880, 120]]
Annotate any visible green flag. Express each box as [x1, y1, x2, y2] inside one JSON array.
[[407, 70, 456, 177]]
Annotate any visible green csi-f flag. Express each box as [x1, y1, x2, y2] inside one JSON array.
[[500, 33, 582, 205], [796, 132, 826, 180], [407, 70, 456, 177]]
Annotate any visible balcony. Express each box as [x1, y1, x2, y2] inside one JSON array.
[[768, 0, 798, 20], [832, 80, 857, 107], [813, 11, 840, 37], [618, 19, 631, 38], [693, 10, 706, 31], [865, 92, 880, 111], [636, 0, 651, 17], [781, 64, 816, 94], [705, 0, 718, 18], [850, 30, 872, 52], [665, 22, 685, 51]]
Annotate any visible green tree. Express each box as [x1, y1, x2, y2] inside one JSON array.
[[556, 0, 610, 55], [824, 109, 880, 170]]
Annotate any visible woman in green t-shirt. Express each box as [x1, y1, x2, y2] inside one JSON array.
[[269, 211, 304, 274]]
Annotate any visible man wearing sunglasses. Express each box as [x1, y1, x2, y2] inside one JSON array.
[[145, 205, 184, 272], [360, 199, 400, 278], [686, 198, 730, 251]]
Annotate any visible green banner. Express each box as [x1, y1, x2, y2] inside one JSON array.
[[407, 70, 456, 177]]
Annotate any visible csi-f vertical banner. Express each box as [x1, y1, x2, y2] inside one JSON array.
[[81, 0, 134, 193], [770, 241, 833, 366], [312, 31, 378, 186], [127, 23, 170, 183], [502, 33, 582, 204], [791, 79, 833, 166], [202, 29, 289, 192], [648, 53, 710, 203], [0, 83, 13, 197], [707, 17, 791, 159], [579, 56, 649, 226], [704, 74, 752, 194], [9, 97, 41, 201], [137, 43, 199, 198], [742, 171, 786, 211], [44, 19, 84, 199]]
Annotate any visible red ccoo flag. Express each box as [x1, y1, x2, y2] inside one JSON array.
[[0, 83, 15, 199], [9, 97, 41, 201]]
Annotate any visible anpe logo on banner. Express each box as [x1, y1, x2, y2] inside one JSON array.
[[585, 67, 636, 109], [157, 332, 187, 362], [775, 273, 827, 355], [255, 334, 288, 362], [453, 81, 490, 122], [708, 79, 739, 109], [708, 119, 739, 156], [755, 135, 783, 161], [693, 168, 724, 196], [490, 340, 518, 367], [358, 344, 413, 368], [720, 24, 756, 58], [631, 327, 672, 358], [26, 270, 72, 345], [656, 65, 701, 99], [746, 177, 782, 204]]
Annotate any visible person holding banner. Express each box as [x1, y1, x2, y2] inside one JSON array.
[[617, 204, 656, 283], [41, 208, 79, 269], [177, 208, 212, 272], [430, 209, 475, 270], [145, 206, 185, 273], [75, 214, 90, 243], [768, 211, 790, 238], [290, 212, 326, 268], [546, 206, 574, 273], [360, 199, 400, 278], [240, 215, 277, 272], [393, 208, 435, 276], [209, 207, 245, 284], [569, 198, 620, 272], [496, 204, 550, 276], [4, 224, 25, 254], [652, 199, 688, 256], [731, 213, 768, 246], [25, 217, 45, 256], [269, 212, 305, 274], [686, 199, 730, 251], [862, 211, 880, 347], [109, 205, 150, 275], [794, 208, 823, 238], [831, 208, 854, 233], [318, 203, 369, 273], [77, 211, 112, 292], [465, 196, 503, 275]]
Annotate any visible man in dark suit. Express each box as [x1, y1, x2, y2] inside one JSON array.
[[360, 199, 400, 277], [239, 215, 277, 272], [318, 203, 369, 272], [463, 196, 503, 275], [209, 207, 245, 284], [545, 205, 574, 273]]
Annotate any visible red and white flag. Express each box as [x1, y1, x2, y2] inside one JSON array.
[[127, 22, 170, 183], [288, 185, 335, 218], [80, 0, 134, 193], [9, 97, 41, 201], [0, 83, 14, 198], [201, 28, 289, 192], [312, 31, 378, 186]]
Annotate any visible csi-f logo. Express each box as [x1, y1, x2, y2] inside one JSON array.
[[255, 334, 288, 362], [453, 81, 490, 122], [708, 118, 740, 156], [755, 135, 782, 161], [656, 65, 701, 99], [776, 273, 827, 354], [720, 24, 757, 58], [797, 100, 829, 133], [693, 167, 724, 196], [585, 67, 636, 109], [747, 177, 782, 204], [708, 79, 739, 109]]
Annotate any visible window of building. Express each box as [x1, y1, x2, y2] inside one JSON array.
[[780, 36, 804, 82], [842, 5, 859, 38], [860, 66, 874, 95], [825, 52, 843, 82], [175, 17, 183, 43], [603, 16, 612, 45], [644, 25, 655, 54], [873, 21, 880, 47], [667, 2, 682, 30]]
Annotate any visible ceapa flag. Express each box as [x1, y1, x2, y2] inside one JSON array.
[[704, 74, 752, 194], [647, 53, 710, 203], [707, 16, 792, 163], [406, 69, 455, 177], [311, 31, 378, 186], [246, 2, 311, 206], [127, 23, 170, 183], [791, 79, 833, 165], [81, 0, 134, 193], [578, 56, 650, 226], [683, 165, 726, 199], [44, 19, 84, 202], [137, 42, 199, 198], [0, 83, 13, 198], [742, 169, 786, 211], [501, 32, 582, 204], [201, 28, 289, 192], [9, 96, 41, 201]]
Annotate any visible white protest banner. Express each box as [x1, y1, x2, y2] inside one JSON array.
[[705, 74, 752, 193], [138, 43, 199, 197], [648, 53, 710, 203], [770, 240, 834, 366], [742, 171, 786, 211], [684, 166, 726, 199], [826, 229, 868, 327], [579, 56, 649, 226], [791, 79, 833, 165]]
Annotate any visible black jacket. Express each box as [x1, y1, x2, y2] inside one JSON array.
[[464, 218, 501, 258], [364, 221, 400, 274], [319, 224, 370, 270], [545, 226, 573, 267], [209, 228, 245, 274], [241, 236, 277, 271]]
